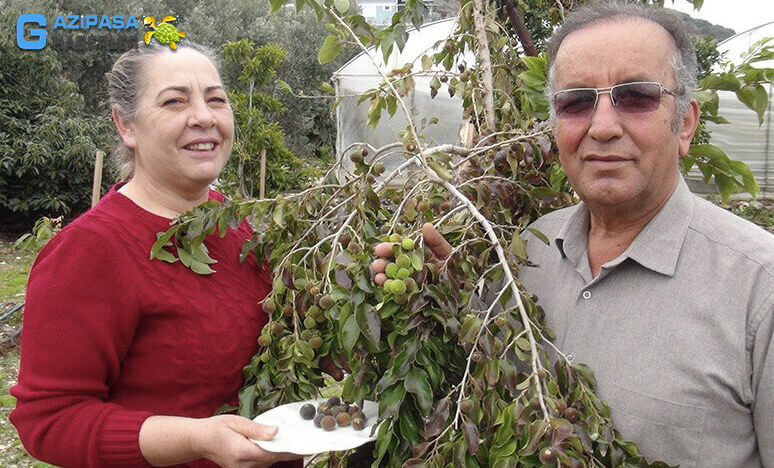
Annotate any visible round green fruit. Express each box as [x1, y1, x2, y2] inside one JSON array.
[[304, 317, 317, 329], [395, 254, 411, 269], [391, 280, 407, 295], [396, 268, 410, 280], [263, 301, 276, 314], [389, 233, 401, 243], [460, 399, 473, 413], [308, 336, 323, 349], [401, 238, 415, 250], [385, 263, 399, 279], [373, 163, 385, 175]]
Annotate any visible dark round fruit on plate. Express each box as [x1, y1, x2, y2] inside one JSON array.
[[353, 411, 366, 422], [351, 416, 365, 430], [327, 396, 341, 406], [336, 412, 351, 426], [313, 412, 324, 427], [317, 401, 331, 413], [348, 405, 360, 416], [300, 403, 316, 420], [331, 405, 344, 417], [321, 415, 336, 431]]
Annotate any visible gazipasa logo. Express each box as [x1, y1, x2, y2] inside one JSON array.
[[144, 16, 185, 49], [16, 13, 139, 50]]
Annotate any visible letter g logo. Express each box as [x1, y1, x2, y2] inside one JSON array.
[[17, 14, 47, 50]]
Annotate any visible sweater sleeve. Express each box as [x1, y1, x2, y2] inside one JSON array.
[[10, 226, 154, 468]]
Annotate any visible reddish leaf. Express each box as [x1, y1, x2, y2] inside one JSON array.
[[282, 268, 296, 290], [463, 421, 480, 455], [335, 267, 353, 288]]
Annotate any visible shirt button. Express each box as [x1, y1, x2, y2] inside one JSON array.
[[582, 290, 592, 299]]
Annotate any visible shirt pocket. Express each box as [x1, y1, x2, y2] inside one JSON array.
[[604, 382, 708, 467]]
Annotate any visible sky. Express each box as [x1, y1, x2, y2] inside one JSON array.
[[669, 0, 774, 36]]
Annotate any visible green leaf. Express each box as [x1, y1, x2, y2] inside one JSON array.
[[379, 384, 406, 418], [272, 200, 286, 228], [342, 313, 360, 352], [276, 79, 292, 94], [318, 35, 341, 64], [318, 82, 335, 94], [334, 0, 350, 13], [421, 55, 432, 72], [699, 73, 740, 92], [268, 0, 286, 13], [404, 367, 433, 414], [356, 305, 381, 348], [526, 227, 549, 246], [735, 84, 768, 124], [190, 259, 215, 275]]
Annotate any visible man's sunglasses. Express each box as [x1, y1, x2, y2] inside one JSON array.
[[552, 81, 678, 118]]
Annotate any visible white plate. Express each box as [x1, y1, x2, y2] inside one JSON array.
[[251, 399, 379, 455]]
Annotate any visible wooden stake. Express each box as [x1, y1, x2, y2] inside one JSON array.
[[259, 148, 267, 199], [91, 150, 104, 207]]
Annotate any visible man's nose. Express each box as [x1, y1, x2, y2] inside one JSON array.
[[586, 92, 623, 142]]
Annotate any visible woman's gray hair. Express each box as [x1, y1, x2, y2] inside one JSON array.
[[544, 2, 698, 131], [106, 41, 220, 181]]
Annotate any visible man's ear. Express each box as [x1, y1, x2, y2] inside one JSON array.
[[678, 99, 700, 157], [112, 108, 137, 150]]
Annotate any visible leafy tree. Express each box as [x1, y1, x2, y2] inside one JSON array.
[[0, 11, 113, 225], [219, 39, 315, 197]]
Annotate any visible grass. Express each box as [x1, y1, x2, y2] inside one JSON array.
[[0, 240, 44, 467]]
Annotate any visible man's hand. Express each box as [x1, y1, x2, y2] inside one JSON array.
[[372, 223, 452, 279]]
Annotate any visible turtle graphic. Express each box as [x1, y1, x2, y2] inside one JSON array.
[[144, 16, 185, 49]]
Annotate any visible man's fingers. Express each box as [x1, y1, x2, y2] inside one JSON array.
[[374, 272, 387, 285], [422, 223, 452, 260], [373, 242, 396, 258], [371, 258, 388, 273]]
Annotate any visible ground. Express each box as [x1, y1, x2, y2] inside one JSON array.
[[0, 198, 772, 466]]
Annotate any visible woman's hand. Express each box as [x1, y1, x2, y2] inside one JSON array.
[[190, 415, 300, 468], [140, 414, 301, 467]]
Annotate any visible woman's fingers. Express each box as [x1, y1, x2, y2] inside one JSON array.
[[227, 417, 278, 441]]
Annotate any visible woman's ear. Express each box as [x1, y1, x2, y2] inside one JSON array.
[[112, 109, 137, 150]]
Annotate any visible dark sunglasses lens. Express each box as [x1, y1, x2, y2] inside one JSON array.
[[612, 82, 662, 113], [554, 90, 597, 116]]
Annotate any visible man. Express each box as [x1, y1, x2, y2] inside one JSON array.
[[520, 4, 773, 466], [380, 3, 773, 466]]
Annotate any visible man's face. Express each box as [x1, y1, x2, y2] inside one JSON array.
[[551, 19, 696, 211]]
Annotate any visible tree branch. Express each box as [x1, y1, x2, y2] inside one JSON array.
[[501, 0, 538, 56]]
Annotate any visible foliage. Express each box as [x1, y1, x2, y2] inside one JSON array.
[[150, 0, 774, 465], [0, 11, 114, 223], [14, 216, 63, 253], [219, 39, 315, 197]]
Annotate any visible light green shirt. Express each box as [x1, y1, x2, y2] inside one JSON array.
[[521, 177, 774, 467]]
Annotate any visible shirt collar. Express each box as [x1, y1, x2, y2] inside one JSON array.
[[554, 177, 694, 277]]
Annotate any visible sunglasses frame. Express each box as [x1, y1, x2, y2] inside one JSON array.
[[552, 81, 679, 117]]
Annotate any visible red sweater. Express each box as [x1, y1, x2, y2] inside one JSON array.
[[10, 185, 283, 467]]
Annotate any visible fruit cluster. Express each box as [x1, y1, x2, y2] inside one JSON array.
[[371, 234, 419, 302], [299, 397, 368, 431]]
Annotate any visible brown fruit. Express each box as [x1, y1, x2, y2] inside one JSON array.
[[271, 322, 283, 335], [444, 41, 453, 51], [350, 151, 363, 163], [300, 403, 316, 420], [318, 402, 331, 413], [319, 295, 334, 309], [308, 286, 319, 296], [313, 412, 324, 427], [366, 174, 376, 183], [321, 415, 336, 431], [405, 143, 416, 152], [537, 368, 548, 380], [494, 316, 507, 328], [331, 405, 345, 417], [347, 240, 360, 253], [308, 336, 323, 349], [257, 335, 271, 347], [373, 162, 385, 175], [555, 400, 568, 413], [441, 201, 451, 211], [340, 233, 352, 246], [460, 399, 473, 413], [439, 75, 448, 83], [472, 351, 484, 363], [458, 63, 465, 72], [361, 147, 369, 158], [417, 202, 428, 211], [460, 70, 470, 81], [351, 416, 365, 430], [327, 396, 341, 406], [283, 304, 293, 317], [564, 407, 579, 422], [336, 412, 351, 426], [263, 301, 276, 314], [530, 397, 541, 410], [539, 448, 557, 464], [348, 405, 361, 416]]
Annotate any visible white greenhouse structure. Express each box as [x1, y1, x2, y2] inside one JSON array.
[[332, 19, 774, 195]]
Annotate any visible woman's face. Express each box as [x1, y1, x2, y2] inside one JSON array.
[[118, 48, 234, 193]]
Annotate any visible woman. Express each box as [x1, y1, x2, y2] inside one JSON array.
[[10, 42, 301, 468]]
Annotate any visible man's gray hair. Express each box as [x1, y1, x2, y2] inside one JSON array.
[[544, 2, 698, 131]]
